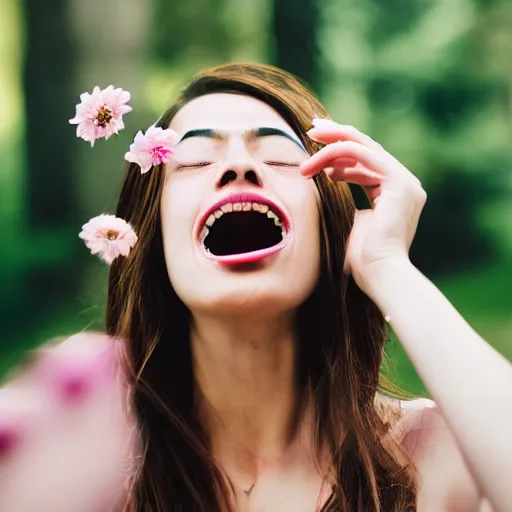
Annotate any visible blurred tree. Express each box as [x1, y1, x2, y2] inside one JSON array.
[[22, 0, 77, 231], [319, 0, 512, 276], [151, 0, 233, 64], [365, 0, 433, 47], [147, 0, 269, 116], [271, 0, 320, 89], [16, 0, 82, 343], [410, 164, 506, 275]]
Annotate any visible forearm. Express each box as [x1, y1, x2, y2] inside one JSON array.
[[367, 258, 512, 509]]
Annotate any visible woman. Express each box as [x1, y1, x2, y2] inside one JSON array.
[[0, 63, 510, 511]]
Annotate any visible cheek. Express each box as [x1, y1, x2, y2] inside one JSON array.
[[160, 182, 196, 297], [292, 180, 320, 240], [160, 186, 179, 249], [160, 177, 195, 258], [300, 206, 321, 272], [288, 179, 321, 272]]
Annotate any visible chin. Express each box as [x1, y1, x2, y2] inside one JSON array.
[[180, 267, 318, 320]]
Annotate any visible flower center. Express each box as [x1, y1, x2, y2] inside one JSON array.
[[95, 106, 113, 128], [151, 146, 172, 162], [106, 230, 119, 241]]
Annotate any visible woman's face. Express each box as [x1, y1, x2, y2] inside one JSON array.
[[161, 93, 320, 317]]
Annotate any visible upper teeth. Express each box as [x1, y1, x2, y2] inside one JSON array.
[[200, 202, 284, 243]]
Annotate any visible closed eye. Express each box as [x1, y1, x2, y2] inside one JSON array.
[[176, 162, 212, 169], [264, 161, 300, 167]]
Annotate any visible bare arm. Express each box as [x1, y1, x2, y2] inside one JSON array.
[[369, 258, 511, 512], [301, 120, 510, 511]]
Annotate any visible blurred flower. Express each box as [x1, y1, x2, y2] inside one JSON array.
[[124, 125, 179, 174], [69, 86, 132, 146], [79, 214, 137, 264]]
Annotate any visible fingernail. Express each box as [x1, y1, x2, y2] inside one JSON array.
[[305, 129, 320, 142], [312, 117, 338, 128]]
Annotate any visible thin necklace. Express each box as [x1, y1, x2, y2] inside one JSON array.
[[242, 482, 256, 497], [198, 393, 328, 507]]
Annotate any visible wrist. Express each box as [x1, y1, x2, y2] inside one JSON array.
[[362, 255, 416, 302]]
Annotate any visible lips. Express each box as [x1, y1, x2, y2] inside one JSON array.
[[194, 192, 291, 265]]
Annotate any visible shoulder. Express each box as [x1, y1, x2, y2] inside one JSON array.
[[397, 398, 485, 511]]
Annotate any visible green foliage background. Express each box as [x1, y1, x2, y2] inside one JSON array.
[[0, 0, 511, 394]]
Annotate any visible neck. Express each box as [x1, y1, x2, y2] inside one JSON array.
[[191, 311, 308, 475]]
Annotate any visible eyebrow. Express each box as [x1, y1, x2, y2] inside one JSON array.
[[178, 127, 307, 151]]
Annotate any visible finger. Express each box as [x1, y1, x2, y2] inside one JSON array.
[[324, 164, 382, 204], [308, 119, 382, 150], [308, 120, 422, 187], [322, 157, 358, 172], [300, 141, 395, 181], [325, 161, 382, 186]]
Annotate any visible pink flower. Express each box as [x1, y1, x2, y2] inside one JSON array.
[[69, 86, 132, 147], [79, 214, 137, 264], [124, 125, 179, 174]]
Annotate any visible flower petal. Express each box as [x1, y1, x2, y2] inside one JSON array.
[[78, 214, 137, 264], [71, 86, 132, 145]]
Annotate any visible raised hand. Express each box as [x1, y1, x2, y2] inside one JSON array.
[[0, 332, 140, 512], [300, 119, 427, 296]]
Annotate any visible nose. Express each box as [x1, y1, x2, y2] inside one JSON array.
[[215, 137, 265, 189], [216, 161, 263, 189], [217, 168, 261, 188]]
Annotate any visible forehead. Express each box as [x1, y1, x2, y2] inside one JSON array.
[[169, 93, 295, 135]]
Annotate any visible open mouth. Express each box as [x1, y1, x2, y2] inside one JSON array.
[[198, 199, 288, 258]]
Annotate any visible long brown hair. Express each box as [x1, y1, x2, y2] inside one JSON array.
[[106, 63, 416, 511]]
